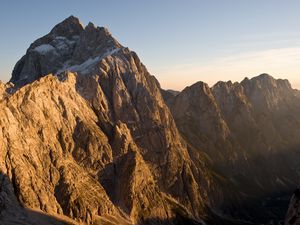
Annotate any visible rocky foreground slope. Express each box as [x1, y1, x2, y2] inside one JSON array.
[[1, 16, 300, 225], [0, 16, 215, 225]]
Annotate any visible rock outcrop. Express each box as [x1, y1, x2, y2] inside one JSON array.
[[10, 16, 121, 87], [165, 73, 300, 222], [0, 16, 208, 225], [160, 89, 179, 108], [285, 188, 300, 225]]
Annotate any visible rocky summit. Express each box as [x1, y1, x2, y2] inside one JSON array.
[[0, 16, 208, 225], [1, 16, 300, 225]]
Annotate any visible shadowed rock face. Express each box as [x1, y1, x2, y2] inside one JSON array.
[[165, 73, 300, 222], [285, 188, 300, 225], [1, 16, 209, 225], [10, 16, 121, 87]]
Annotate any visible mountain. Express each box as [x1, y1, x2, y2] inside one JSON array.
[[164, 73, 300, 223], [10, 16, 121, 87], [0, 16, 215, 225], [160, 89, 180, 107], [1, 15, 300, 225]]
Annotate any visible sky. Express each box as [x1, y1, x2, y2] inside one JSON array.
[[1, 0, 300, 90]]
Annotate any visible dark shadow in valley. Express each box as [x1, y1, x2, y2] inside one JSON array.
[[205, 148, 300, 225], [137, 215, 205, 225]]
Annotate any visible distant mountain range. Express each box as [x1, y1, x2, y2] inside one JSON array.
[[0, 16, 299, 225]]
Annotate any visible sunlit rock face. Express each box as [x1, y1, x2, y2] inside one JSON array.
[[3, 15, 300, 225], [0, 16, 209, 225]]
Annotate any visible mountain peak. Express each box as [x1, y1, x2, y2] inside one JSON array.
[[86, 21, 97, 30], [188, 81, 210, 91], [10, 16, 122, 86], [83, 22, 113, 38], [213, 80, 233, 89], [49, 15, 84, 38], [252, 73, 274, 81], [180, 81, 215, 102], [241, 73, 292, 90]]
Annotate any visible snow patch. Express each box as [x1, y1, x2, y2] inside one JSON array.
[[56, 48, 121, 75], [51, 36, 78, 54], [34, 36, 79, 56], [67, 56, 101, 74], [33, 44, 56, 54], [101, 48, 120, 59]]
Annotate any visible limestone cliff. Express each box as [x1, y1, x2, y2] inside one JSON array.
[[2, 15, 300, 225], [0, 16, 208, 225], [166, 74, 300, 222]]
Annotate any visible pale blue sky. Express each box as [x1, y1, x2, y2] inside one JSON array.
[[1, 0, 300, 90]]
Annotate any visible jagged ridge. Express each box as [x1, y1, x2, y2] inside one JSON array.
[[1, 16, 209, 225], [164, 73, 300, 223], [2, 15, 300, 225]]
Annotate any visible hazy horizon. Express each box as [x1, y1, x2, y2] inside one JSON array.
[[1, 0, 300, 90]]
